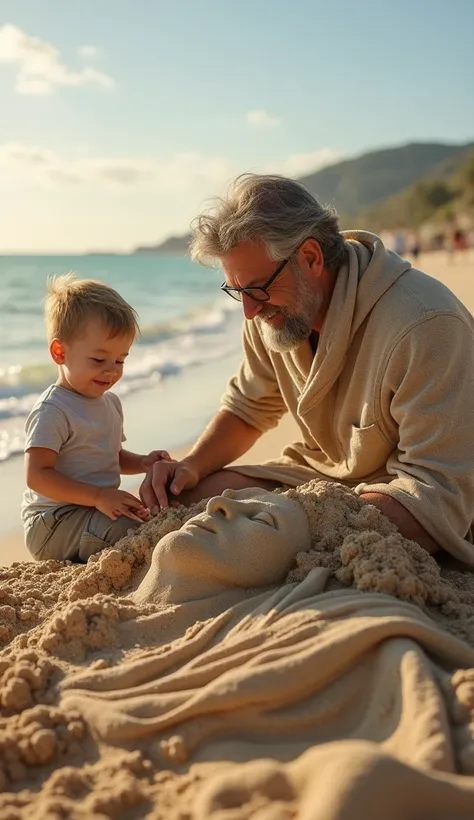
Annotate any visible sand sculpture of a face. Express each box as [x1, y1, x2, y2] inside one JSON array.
[[132, 476, 454, 617], [134, 487, 312, 605]]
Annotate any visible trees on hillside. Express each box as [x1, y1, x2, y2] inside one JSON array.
[[354, 151, 474, 233]]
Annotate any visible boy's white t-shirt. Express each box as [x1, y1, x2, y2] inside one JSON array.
[[21, 384, 125, 525]]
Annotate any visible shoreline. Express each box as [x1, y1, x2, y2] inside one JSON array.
[[1, 250, 472, 567]]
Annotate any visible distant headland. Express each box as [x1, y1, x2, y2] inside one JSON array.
[[134, 235, 191, 255], [132, 140, 474, 255]]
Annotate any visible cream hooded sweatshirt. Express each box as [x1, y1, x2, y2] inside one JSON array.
[[221, 231, 474, 564]]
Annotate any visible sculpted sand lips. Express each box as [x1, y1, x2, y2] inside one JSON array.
[[1, 481, 474, 817]]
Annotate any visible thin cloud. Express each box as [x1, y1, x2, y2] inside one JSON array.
[[0, 143, 234, 189], [0, 142, 342, 192], [78, 45, 100, 60], [272, 148, 343, 176], [246, 109, 280, 128], [0, 24, 114, 94]]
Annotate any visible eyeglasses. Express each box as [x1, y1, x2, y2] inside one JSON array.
[[220, 257, 289, 302]]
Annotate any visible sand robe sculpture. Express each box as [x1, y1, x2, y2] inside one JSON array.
[[1, 481, 474, 818]]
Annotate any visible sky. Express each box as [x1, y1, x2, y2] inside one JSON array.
[[0, 0, 473, 253]]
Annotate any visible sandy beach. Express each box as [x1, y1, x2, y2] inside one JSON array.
[[2, 428, 474, 816], [1, 248, 474, 817], [1, 249, 472, 567]]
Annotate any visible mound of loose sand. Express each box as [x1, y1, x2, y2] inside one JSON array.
[[1, 482, 474, 819]]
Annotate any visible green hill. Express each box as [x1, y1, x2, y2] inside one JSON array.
[[355, 149, 474, 232], [135, 235, 190, 254], [299, 141, 474, 218], [135, 140, 474, 253]]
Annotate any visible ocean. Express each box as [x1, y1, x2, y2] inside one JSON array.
[[0, 254, 244, 465]]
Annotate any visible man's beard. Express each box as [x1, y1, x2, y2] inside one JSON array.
[[256, 273, 322, 353]]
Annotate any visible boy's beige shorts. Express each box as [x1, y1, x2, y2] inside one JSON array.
[[24, 504, 141, 562]]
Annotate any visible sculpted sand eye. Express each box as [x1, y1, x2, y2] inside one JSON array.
[[253, 511, 276, 527]]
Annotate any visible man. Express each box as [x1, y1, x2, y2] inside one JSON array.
[[141, 173, 474, 564]]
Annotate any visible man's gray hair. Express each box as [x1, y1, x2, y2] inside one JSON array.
[[190, 173, 346, 269]]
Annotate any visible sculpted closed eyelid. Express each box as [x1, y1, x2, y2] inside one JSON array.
[[252, 510, 277, 528]]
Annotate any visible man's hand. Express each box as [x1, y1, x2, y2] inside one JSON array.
[[139, 459, 199, 511], [95, 488, 148, 521], [141, 449, 171, 471]]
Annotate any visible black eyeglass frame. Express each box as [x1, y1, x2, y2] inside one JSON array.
[[220, 257, 289, 302]]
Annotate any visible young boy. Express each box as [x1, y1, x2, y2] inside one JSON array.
[[21, 273, 168, 562]]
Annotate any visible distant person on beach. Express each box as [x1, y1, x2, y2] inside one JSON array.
[[391, 230, 406, 257], [408, 233, 421, 263], [448, 228, 469, 262], [21, 275, 168, 562], [140, 173, 474, 565]]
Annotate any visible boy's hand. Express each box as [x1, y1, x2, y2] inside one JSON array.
[[141, 449, 172, 470], [95, 488, 148, 522], [135, 506, 151, 521]]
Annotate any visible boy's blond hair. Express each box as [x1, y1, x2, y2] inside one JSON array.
[[45, 273, 140, 343]]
